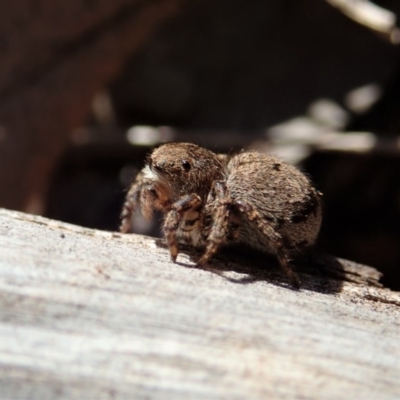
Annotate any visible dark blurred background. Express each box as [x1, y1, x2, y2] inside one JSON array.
[[1, 0, 400, 289]]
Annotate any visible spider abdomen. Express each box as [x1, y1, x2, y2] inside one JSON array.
[[226, 152, 322, 255]]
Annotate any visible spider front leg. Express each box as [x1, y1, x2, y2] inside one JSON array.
[[236, 201, 301, 288], [120, 172, 148, 233], [164, 194, 202, 262], [120, 173, 170, 233], [198, 181, 232, 266]]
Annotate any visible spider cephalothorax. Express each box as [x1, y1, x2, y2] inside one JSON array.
[[145, 142, 225, 200], [120, 142, 322, 288]]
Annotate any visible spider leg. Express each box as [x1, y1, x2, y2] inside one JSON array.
[[140, 182, 171, 220], [236, 201, 301, 288], [120, 169, 172, 233], [276, 248, 301, 289], [120, 172, 148, 233], [198, 181, 232, 266], [164, 194, 202, 262]]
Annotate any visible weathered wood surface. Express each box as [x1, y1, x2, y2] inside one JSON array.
[[0, 208, 400, 400]]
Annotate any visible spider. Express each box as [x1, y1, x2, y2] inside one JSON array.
[[120, 142, 322, 288]]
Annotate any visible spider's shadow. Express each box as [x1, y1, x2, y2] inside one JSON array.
[[155, 240, 347, 294]]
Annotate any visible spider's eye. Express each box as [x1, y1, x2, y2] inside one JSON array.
[[182, 160, 191, 171]]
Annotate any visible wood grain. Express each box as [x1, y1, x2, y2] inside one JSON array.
[[0, 208, 399, 399]]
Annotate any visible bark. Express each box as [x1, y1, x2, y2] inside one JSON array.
[[1, 208, 399, 399]]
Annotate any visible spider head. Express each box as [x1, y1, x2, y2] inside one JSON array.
[[146, 142, 224, 199]]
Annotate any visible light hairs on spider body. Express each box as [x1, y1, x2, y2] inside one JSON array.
[[120, 142, 322, 288]]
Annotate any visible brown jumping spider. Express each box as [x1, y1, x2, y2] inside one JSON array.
[[120, 142, 322, 288]]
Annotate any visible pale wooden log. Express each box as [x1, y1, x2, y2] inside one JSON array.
[[0, 208, 400, 399]]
